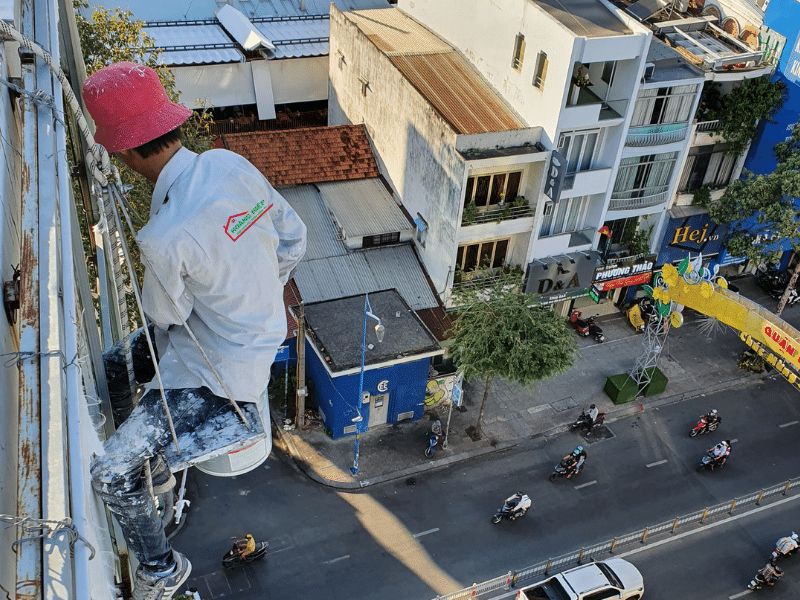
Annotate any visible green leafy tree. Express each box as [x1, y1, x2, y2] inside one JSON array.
[[708, 123, 800, 316], [706, 76, 787, 157], [72, 0, 213, 323], [450, 274, 579, 438]]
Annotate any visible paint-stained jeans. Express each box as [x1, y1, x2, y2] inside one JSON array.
[[91, 326, 236, 576]]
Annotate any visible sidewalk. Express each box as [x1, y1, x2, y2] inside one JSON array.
[[273, 275, 797, 489]]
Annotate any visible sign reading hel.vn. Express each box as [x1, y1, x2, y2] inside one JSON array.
[[224, 200, 273, 241]]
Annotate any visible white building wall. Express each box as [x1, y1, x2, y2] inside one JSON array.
[[329, 6, 466, 291]]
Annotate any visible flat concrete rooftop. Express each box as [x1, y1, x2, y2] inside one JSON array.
[[532, 0, 632, 37]]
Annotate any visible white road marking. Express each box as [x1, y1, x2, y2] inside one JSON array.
[[730, 439, 738, 444], [323, 555, 350, 565], [646, 459, 668, 468], [779, 420, 799, 428], [413, 528, 440, 538], [573, 480, 597, 490], [729, 590, 752, 599]]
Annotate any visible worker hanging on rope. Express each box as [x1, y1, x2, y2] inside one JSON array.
[[83, 63, 306, 600]]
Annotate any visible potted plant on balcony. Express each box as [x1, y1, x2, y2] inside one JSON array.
[[462, 199, 478, 225]]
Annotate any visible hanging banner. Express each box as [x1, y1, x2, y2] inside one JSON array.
[[525, 251, 599, 301], [544, 149, 567, 201]]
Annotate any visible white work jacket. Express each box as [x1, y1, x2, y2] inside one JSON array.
[[137, 147, 307, 402]]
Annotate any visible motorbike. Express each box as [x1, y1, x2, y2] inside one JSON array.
[[689, 415, 720, 437], [771, 532, 799, 564], [491, 492, 532, 524], [748, 566, 783, 590], [696, 447, 730, 472], [424, 425, 446, 459], [570, 409, 606, 433], [222, 538, 268, 568], [549, 457, 580, 482], [569, 309, 590, 337], [768, 286, 800, 306], [586, 317, 605, 343], [755, 263, 791, 299], [626, 298, 656, 333]]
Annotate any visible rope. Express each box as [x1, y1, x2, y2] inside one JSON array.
[[0, 514, 96, 560]]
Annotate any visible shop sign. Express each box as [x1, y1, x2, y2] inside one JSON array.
[[544, 149, 567, 201], [593, 254, 656, 291], [589, 284, 600, 303], [524, 251, 599, 300], [657, 213, 727, 266]]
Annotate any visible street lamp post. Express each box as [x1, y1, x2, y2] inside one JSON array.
[[351, 292, 384, 475]]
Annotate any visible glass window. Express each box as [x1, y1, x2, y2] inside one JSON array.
[[630, 84, 698, 126], [465, 171, 524, 208], [533, 51, 548, 89], [559, 130, 601, 174], [539, 196, 588, 237], [613, 152, 677, 199], [456, 239, 510, 272], [512, 34, 525, 71]]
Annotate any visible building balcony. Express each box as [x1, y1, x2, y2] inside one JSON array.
[[562, 167, 613, 197], [461, 203, 534, 227], [625, 123, 690, 147], [692, 119, 722, 146], [562, 86, 627, 129], [608, 188, 670, 211], [451, 266, 524, 295], [535, 227, 595, 256]]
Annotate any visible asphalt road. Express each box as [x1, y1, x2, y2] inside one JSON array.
[[171, 374, 800, 600]]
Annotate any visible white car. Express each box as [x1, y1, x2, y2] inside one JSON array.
[[517, 558, 644, 600]]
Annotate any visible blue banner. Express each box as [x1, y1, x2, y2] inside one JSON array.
[[657, 212, 728, 266]]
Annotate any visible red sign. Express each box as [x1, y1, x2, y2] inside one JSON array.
[[594, 271, 652, 291]]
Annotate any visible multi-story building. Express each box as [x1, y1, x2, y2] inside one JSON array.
[[330, 0, 652, 310]]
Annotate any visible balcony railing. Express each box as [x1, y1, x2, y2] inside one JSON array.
[[626, 123, 689, 147], [608, 189, 670, 211], [451, 267, 524, 294], [695, 119, 721, 133], [462, 203, 534, 226]]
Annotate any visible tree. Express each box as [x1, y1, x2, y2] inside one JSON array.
[[706, 76, 787, 157], [449, 274, 579, 438], [708, 123, 800, 316], [72, 1, 213, 323]]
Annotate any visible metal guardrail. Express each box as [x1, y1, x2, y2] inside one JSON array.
[[432, 478, 800, 600], [625, 123, 689, 147], [608, 189, 669, 211], [695, 119, 721, 133], [462, 204, 534, 226]]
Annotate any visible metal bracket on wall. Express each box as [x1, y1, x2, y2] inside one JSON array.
[[3, 264, 20, 324]]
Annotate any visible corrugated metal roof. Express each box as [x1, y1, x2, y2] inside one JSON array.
[[143, 22, 244, 65], [346, 9, 525, 135], [317, 179, 410, 238], [252, 15, 330, 59], [295, 246, 440, 311], [279, 186, 346, 260], [280, 183, 438, 311]]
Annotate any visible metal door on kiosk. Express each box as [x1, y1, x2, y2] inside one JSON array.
[[368, 393, 389, 427]]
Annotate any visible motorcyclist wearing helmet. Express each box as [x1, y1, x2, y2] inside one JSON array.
[[587, 404, 600, 425], [757, 563, 782, 586], [704, 409, 720, 427], [772, 532, 799, 564], [505, 491, 526, 519], [235, 534, 256, 558], [708, 440, 730, 469], [564, 446, 586, 478], [431, 419, 443, 437]]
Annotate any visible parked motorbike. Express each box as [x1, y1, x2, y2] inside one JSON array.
[[626, 298, 656, 333], [587, 317, 605, 343], [569, 409, 606, 433], [222, 537, 268, 568], [548, 456, 580, 482], [689, 415, 721, 437], [424, 421, 445, 459], [769, 286, 800, 306], [491, 492, 532, 524], [755, 262, 790, 298], [696, 442, 731, 472], [748, 565, 783, 590], [569, 309, 590, 337], [771, 532, 799, 564]]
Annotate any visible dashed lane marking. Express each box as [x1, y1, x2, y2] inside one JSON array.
[[729, 590, 752, 599], [730, 439, 738, 443], [646, 459, 668, 468], [323, 555, 350, 565], [573, 480, 597, 490], [413, 528, 440, 538], [779, 420, 799, 428]]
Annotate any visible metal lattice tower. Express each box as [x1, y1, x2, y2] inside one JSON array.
[[628, 312, 671, 395]]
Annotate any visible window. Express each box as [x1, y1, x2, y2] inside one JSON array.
[[558, 130, 601, 174], [456, 239, 509, 272], [414, 214, 428, 248], [583, 589, 621, 600], [630, 85, 698, 126], [533, 51, 548, 89], [464, 170, 522, 209], [512, 34, 525, 71], [679, 144, 737, 192], [612, 152, 678, 199], [602, 217, 640, 246], [539, 195, 589, 237], [362, 232, 400, 248]]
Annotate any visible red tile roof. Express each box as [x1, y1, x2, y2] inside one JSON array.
[[219, 125, 380, 186]]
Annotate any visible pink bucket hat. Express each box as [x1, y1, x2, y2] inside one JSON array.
[[82, 62, 192, 153]]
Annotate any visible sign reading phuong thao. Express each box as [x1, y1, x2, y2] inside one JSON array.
[[593, 254, 657, 291], [657, 212, 727, 266]]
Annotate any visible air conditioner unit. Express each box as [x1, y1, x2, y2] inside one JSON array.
[[543, 201, 554, 216], [642, 62, 655, 82]]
